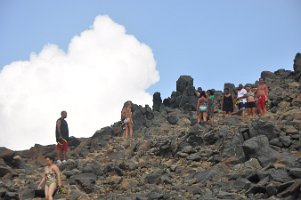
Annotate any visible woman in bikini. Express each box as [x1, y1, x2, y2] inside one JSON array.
[[246, 86, 257, 119], [196, 91, 208, 124], [121, 101, 133, 145], [37, 155, 62, 200]]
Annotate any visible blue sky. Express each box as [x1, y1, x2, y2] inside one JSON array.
[[1, 1, 301, 150], [1, 0, 300, 98]]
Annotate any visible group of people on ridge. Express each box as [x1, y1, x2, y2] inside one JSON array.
[[37, 79, 268, 199], [196, 78, 269, 123]]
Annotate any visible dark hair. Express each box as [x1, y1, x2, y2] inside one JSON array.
[[200, 91, 206, 97], [224, 88, 230, 93], [44, 155, 55, 162], [207, 90, 214, 96]]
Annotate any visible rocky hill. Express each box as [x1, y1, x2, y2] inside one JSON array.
[[1, 53, 301, 200]]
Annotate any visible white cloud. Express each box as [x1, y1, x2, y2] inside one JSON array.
[[0, 15, 159, 150]]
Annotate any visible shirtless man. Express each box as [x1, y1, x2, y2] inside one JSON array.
[[256, 78, 269, 116]]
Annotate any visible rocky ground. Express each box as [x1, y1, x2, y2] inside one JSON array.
[[1, 53, 301, 200]]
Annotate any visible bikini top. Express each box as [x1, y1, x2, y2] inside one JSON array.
[[248, 92, 255, 97]]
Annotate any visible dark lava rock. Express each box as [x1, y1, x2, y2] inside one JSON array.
[[242, 135, 279, 167]]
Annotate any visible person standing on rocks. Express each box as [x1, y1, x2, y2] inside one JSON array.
[[37, 155, 62, 200], [195, 87, 202, 98], [246, 86, 257, 119], [237, 84, 247, 121], [221, 88, 234, 118], [55, 111, 69, 165], [121, 101, 133, 145], [197, 91, 208, 124], [256, 78, 269, 116], [207, 90, 215, 121]]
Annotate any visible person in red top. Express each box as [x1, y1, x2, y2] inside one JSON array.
[[256, 78, 269, 116]]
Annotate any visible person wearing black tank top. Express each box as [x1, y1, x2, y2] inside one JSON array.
[[221, 88, 234, 118], [56, 111, 69, 165]]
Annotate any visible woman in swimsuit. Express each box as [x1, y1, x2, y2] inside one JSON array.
[[121, 101, 134, 145], [196, 91, 208, 124], [246, 86, 257, 119], [37, 155, 62, 200], [207, 90, 215, 121], [221, 88, 234, 118]]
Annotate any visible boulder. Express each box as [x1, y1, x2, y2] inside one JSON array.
[[261, 71, 277, 80], [242, 135, 279, 167], [144, 170, 164, 184], [167, 112, 178, 125], [152, 92, 162, 112], [193, 167, 224, 183], [279, 136, 292, 147], [176, 75, 193, 93], [203, 130, 219, 145], [68, 136, 81, 149], [293, 53, 301, 74], [0, 166, 12, 177], [69, 173, 97, 194], [277, 179, 301, 198], [131, 104, 147, 130], [145, 105, 154, 120], [289, 168, 301, 178], [248, 120, 280, 140]]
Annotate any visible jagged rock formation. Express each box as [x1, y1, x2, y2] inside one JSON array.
[[1, 53, 301, 200]]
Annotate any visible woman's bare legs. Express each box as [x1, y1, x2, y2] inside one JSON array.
[[47, 183, 57, 200], [202, 112, 208, 122], [45, 186, 49, 200]]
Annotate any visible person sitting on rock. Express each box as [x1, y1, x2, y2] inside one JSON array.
[[37, 155, 62, 200], [256, 78, 269, 116], [207, 89, 215, 121], [221, 88, 234, 118], [121, 101, 133, 145], [197, 91, 208, 124], [246, 86, 257, 119]]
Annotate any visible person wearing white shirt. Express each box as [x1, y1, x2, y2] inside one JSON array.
[[237, 84, 247, 120]]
